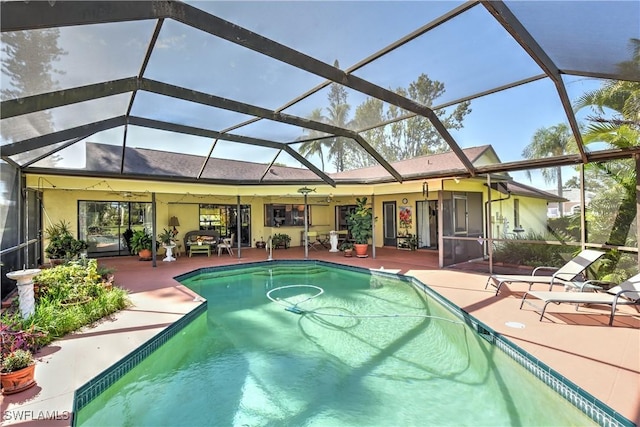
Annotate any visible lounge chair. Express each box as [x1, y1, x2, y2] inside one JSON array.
[[520, 273, 640, 325], [485, 249, 605, 295]]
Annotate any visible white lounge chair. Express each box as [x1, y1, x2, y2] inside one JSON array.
[[520, 273, 640, 325], [485, 249, 605, 295]]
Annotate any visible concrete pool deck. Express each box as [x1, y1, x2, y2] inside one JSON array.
[[1, 247, 638, 426]]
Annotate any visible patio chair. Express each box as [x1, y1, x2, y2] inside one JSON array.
[[307, 231, 327, 251], [520, 273, 640, 325], [218, 233, 235, 257], [485, 249, 605, 295]]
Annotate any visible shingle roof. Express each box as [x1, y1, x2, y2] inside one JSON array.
[[84, 142, 561, 201], [86, 142, 319, 182], [331, 146, 493, 181]]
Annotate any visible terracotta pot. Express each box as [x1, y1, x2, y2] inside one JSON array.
[[1, 364, 36, 395], [354, 243, 369, 258], [138, 249, 152, 260]]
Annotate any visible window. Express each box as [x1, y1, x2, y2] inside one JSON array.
[[336, 205, 356, 231], [514, 199, 520, 227], [265, 204, 310, 227]]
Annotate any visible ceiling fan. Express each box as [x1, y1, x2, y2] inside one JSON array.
[[107, 191, 145, 199]]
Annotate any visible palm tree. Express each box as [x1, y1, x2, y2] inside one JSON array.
[[522, 123, 574, 216], [574, 79, 639, 146], [298, 108, 328, 171], [570, 40, 639, 276], [573, 76, 639, 249], [300, 60, 354, 172]]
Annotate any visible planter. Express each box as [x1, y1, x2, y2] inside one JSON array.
[[1, 364, 36, 395], [138, 249, 152, 260], [354, 243, 369, 258], [343, 249, 353, 257], [256, 241, 266, 249], [162, 243, 176, 262]]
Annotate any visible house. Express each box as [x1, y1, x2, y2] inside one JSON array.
[[28, 143, 563, 267]]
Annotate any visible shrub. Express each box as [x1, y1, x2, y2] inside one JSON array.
[[0, 322, 47, 355], [34, 259, 103, 304], [272, 233, 291, 248], [45, 220, 88, 261], [492, 232, 573, 268]]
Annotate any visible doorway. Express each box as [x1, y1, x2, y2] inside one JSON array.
[[382, 201, 397, 246], [416, 200, 438, 249]]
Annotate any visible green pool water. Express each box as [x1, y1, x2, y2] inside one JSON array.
[[75, 264, 594, 426]]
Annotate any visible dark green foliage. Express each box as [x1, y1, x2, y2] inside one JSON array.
[[346, 197, 373, 244], [44, 220, 88, 260], [130, 229, 153, 253], [492, 232, 574, 268], [157, 228, 174, 245], [272, 233, 291, 249], [339, 241, 354, 251]]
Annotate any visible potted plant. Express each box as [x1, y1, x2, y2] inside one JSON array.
[[272, 233, 291, 249], [256, 237, 266, 249], [158, 228, 174, 246], [130, 229, 153, 260], [45, 220, 89, 265], [339, 241, 354, 257], [1, 349, 36, 395], [346, 197, 373, 258], [408, 234, 419, 251], [122, 228, 134, 254]]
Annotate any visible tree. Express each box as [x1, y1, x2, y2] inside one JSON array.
[[299, 60, 355, 172], [324, 61, 354, 172], [571, 40, 639, 277], [352, 98, 386, 169], [522, 124, 574, 216], [298, 108, 328, 171], [384, 74, 471, 160], [574, 79, 639, 248], [300, 70, 470, 170], [1, 29, 66, 166]]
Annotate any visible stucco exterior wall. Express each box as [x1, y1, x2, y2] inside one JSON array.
[[30, 175, 553, 255]]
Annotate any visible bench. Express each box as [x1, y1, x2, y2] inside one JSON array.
[[184, 230, 219, 257]]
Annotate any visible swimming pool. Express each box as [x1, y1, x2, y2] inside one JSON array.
[[74, 261, 608, 426]]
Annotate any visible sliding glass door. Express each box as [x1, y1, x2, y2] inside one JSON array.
[[79, 201, 152, 257]]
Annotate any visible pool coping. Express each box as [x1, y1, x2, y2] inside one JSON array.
[[71, 260, 635, 427]]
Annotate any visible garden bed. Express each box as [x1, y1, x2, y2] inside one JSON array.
[[1, 259, 131, 352]]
